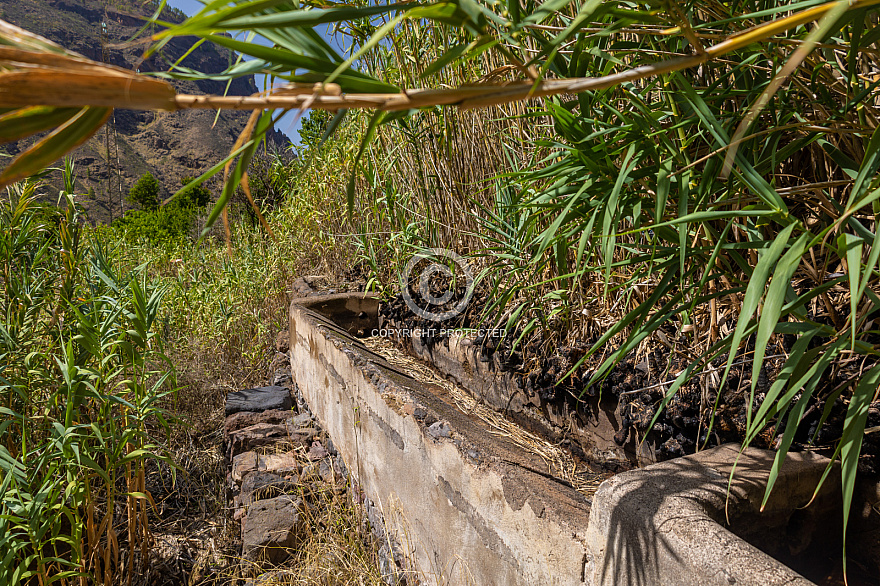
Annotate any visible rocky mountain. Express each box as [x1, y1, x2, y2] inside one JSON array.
[[0, 0, 288, 222]]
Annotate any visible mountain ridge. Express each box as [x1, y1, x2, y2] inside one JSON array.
[[0, 0, 288, 222]]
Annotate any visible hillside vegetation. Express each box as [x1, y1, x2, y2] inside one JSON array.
[[2, 0, 880, 582], [0, 0, 285, 222]]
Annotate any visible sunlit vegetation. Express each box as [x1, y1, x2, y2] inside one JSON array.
[[2, 0, 880, 580], [0, 171, 173, 583]]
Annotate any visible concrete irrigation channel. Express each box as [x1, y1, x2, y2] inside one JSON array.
[[225, 292, 880, 585]]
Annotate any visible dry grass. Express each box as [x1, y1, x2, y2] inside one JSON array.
[[142, 376, 391, 586], [145, 428, 233, 586]]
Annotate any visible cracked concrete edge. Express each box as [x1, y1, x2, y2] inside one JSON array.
[[290, 294, 592, 586], [585, 444, 831, 586]]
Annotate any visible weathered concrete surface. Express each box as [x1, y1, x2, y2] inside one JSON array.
[[291, 293, 844, 586], [385, 318, 656, 468], [585, 444, 832, 586], [291, 294, 592, 585]]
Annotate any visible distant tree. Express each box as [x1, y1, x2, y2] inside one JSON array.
[[127, 173, 160, 211], [298, 110, 333, 150], [178, 177, 212, 208], [114, 175, 211, 246], [114, 204, 195, 246], [241, 150, 294, 212]]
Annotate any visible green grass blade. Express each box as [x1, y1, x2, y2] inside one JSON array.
[[0, 107, 110, 189], [849, 125, 880, 206], [760, 337, 847, 509], [838, 232, 863, 349], [839, 364, 880, 576], [749, 232, 811, 405], [720, 223, 797, 413], [325, 14, 404, 86], [0, 107, 81, 144]]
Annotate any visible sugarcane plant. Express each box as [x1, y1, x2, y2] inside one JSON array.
[[0, 165, 174, 583]]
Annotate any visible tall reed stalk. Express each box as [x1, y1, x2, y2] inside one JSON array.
[[0, 169, 173, 584]]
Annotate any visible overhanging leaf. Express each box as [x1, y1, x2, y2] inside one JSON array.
[[0, 107, 110, 189], [0, 106, 81, 144]]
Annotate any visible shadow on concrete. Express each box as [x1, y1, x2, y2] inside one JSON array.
[[589, 445, 835, 586]]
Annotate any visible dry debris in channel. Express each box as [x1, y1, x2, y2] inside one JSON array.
[[363, 335, 605, 498]]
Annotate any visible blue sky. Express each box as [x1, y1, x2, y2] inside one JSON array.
[[165, 0, 347, 145]]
